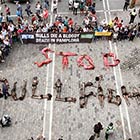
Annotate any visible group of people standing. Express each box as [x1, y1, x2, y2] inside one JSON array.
[[89, 122, 132, 140]]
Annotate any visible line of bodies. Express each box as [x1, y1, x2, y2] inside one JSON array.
[[1, 74, 139, 104]]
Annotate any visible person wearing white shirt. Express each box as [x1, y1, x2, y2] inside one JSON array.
[[69, 0, 74, 10], [53, 1, 57, 13], [8, 23, 14, 32], [73, 0, 79, 15]]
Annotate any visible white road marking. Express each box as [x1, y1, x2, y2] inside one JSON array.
[[102, 0, 127, 139], [42, 44, 51, 137], [42, 0, 55, 139], [106, 0, 132, 138], [109, 41, 127, 140], [114, 42, 132, 138], [48, 44, 56, 140]]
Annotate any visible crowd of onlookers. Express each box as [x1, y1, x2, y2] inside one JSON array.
[[0, 0, 140, 63]]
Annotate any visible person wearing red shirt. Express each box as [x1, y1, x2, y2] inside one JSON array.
[[31, 14, 37, 24], [68, 18, 73, 26], [43, 8, 49, 23]]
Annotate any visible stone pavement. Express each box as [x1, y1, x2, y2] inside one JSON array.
[[0, 0, 140, 140]]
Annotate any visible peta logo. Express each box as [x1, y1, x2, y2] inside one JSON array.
[[21, 34, 34, 39]]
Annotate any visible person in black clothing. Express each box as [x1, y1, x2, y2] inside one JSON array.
[[89, 135, 95, 140], [11, 82, 18, 101], [0, 89, 3, 98], [123, 0, 130, 11], [129, 9, 137, 24], [93, 122, 103, 138], [2, 79, 9, 99], [25, 1, 32, 17]]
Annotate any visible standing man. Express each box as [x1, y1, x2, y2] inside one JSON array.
[[105, 122, 114, 140], [16, 2, 23, 19], [129, 9, 137, 24], [93, 122, 103, 138], [25, 1, 32, 17], [73, 0, 79, 15], [4, 5, 10, 16], [123, 0, 130, 11], [2, 81, 9, 99]]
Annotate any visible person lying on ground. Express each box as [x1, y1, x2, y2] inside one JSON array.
[[55, 96, 76, 103], [107, 88, 122, 106], [97, 85, 105, 108], [34, 58, 52, 67], [32, 76, 39, 97], [18, 80, 27, 101], [54, 78, 62, 98], [107, 88, 115, 103], [79, 91, 95, 108], [56, 51, 77, 69], [121, 85, 130, 105], [79, 82, 86, 93], [79, 94, 88, 108], [11, 81, 18, 101], [131, 87, 140, 105], [84, 81, 94, 88], [130, 87, 140, 98], [31, 93, 52, 100]]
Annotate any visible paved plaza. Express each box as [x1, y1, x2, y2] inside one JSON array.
[[0, 0, 140, 140]]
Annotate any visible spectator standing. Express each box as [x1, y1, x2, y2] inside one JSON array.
[[31, 14, 37, 24], [0, 13, 4, 23], [79, 1, 85, 15], [36, 1, 42, 14], [105, 122, 114, 140], [129, 29, 136, 41], [16, 2, 23, 19], [123, 0, 130, 11], [4, 5, 10, 16], [53, 1, 58, 14], [69, 0, 74, 10], [93, 122, 103, 138], [68, 18, 74, 26], [129, 9, 137, 24], [2, 80, 9, 99], [42, 8, 49, 23], [43, 0, 49, 9], [25, 1, 32, 17], [73, 0, 79, 15]]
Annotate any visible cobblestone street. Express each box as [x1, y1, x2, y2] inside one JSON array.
[[0, 0, 140, 140]]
